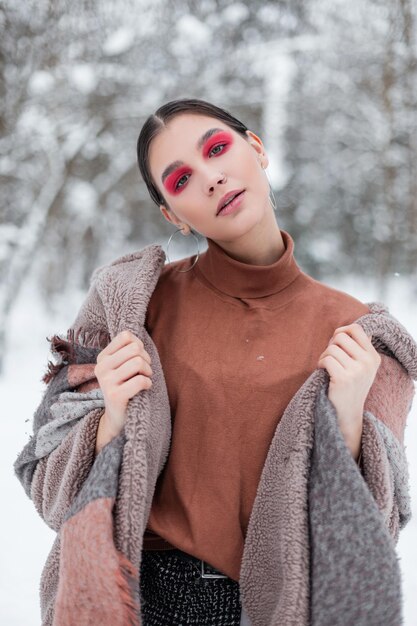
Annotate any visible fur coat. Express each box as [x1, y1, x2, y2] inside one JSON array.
[[14, 243, 417, 626]]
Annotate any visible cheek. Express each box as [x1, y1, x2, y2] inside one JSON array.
[[170, 199, 206, 225], [246, 159, 267, 194], [245, 152, 263, 180]]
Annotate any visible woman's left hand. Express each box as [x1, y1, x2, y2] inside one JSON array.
[[317, 323, 382, 444]]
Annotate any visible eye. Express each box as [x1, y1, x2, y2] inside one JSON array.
[[175, 173, 190, 190], [174, 143, 228, 190], [209, 143, 227, 157]]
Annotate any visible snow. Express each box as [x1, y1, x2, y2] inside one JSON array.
[[175, 15, 211, 46], [309, 233, 341, 263], [102, 27, 136, 56], [27, 70, 55, 96], [68, 64, 98, 94], [65, 179, 98, 220], [221, 3, 250, 25], [0, 224, 20, 261], [17, 106, 53, 134], [262, 53, 297, 190], [2, 265, 417, 625]]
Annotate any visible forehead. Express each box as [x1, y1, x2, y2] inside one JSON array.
[[159, 113, 232, 140], [148, 114, 235, 171]]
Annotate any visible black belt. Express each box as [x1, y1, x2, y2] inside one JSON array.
[[166, 547, 229, 579]]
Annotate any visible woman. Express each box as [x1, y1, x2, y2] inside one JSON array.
[[14, 98, 416, 626], [133, 98, 378, 622]]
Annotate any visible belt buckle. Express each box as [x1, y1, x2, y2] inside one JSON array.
[[200, 559, 228, 579]]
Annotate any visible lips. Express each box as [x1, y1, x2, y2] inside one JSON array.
[[217, 189, 245, 215]]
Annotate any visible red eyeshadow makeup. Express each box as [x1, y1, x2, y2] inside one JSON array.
[[163, 130, 234, 194]]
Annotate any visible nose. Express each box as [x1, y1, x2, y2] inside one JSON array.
[[204, 170, 226, 194]]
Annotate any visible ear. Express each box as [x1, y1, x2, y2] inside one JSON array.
[[160, 204, 181, 227], [245, 130, 269, 168]]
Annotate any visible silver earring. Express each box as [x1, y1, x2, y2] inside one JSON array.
[[166, 226, 201, 272], [262, 165, 278, 212]]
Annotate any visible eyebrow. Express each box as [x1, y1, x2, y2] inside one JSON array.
[[161, 127, 224, 184]]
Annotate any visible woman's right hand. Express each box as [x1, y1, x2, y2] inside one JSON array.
[[94, 330, 153, 437]]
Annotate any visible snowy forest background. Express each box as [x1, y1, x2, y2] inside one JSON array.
[[1, 0, 417, 624]]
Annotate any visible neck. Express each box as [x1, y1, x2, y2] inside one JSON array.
[[209, 213, 285, 266], [197, 228, 301, 299]]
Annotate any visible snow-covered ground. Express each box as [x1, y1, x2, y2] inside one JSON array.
[[1, 267, 416, 625]]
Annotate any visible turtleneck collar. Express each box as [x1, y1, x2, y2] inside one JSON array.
[[194, 229, 302, 298]]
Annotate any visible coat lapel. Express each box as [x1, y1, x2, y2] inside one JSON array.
[[94, 243, 172, 570], [239, 301, 417, 626]]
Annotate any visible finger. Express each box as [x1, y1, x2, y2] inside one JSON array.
[[115, 356, 153, 384], [121, 374, 153, 398], [319, 344, 352, 369], [318, 353, 346, 377], [98, 330, 144, 359], [106, 342, 152, 371], [332, 323, 373, 352], [329, 332, 366, 361]]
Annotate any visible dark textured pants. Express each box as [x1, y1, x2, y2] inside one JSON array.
[[139, 549, 251, 625]]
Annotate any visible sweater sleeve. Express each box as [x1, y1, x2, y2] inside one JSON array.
[[360, 353, 416, 543], [13, 281, 109, 532]]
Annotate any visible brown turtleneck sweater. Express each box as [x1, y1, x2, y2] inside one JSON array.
[[142, 229, 370, 581]]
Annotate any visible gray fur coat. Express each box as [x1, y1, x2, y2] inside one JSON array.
[[14, 243, 417, 626]]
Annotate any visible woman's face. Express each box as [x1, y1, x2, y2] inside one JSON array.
[[148, 113, 272, 244]]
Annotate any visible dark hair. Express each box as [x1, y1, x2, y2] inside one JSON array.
[[136, 98, 249, 210]]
